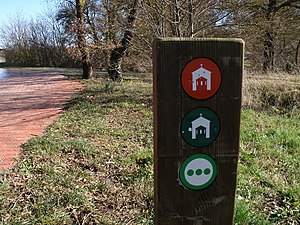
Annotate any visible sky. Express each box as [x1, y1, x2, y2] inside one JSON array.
[[0, 0, 54, 27]]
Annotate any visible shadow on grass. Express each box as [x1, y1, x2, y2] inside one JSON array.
[[65, 80, 153, 111], [0, 63, 9, 68]]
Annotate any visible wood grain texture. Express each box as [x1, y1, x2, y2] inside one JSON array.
[[153, 38, 244, 225]]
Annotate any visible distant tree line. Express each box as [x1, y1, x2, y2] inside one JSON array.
[[1, 0, 299, 80], [0, 10, 80, 68]]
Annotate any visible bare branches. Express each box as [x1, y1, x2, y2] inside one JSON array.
[[0, 11, 76, 67], [2, 0, 299, 74], [276, 0, 300, 11]]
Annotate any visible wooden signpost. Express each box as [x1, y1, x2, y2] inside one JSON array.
[[153, 38, 244, 225]]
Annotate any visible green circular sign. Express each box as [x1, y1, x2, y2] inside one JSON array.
[[179, 154, 217, 191], [181, 107, 220, 147]]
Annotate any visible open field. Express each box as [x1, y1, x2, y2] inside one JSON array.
[[0, 71, 299, 224]]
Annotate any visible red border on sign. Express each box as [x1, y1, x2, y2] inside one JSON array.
[[181, 58, 221, 100]]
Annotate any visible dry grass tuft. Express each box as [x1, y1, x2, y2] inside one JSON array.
[[242, 71, 300, 114]]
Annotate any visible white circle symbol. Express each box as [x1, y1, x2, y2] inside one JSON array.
[[184, 158, 213, 186]]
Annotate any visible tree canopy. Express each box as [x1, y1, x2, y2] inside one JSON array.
[[0, 0, 299, 78]]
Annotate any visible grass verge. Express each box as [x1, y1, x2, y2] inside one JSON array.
[[0, 75, 153, 224], [0, 71, 299, 224]]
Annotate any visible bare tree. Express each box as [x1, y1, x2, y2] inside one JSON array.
[[108, 0, 139, 81], [217, 0, 300, 72], [75, 0, 93, 79], [0, 10, 76, 67], [140, 0, 226, 38], [262, 0, 300, 71]]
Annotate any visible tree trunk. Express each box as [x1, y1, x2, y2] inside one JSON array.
[[76, 0, 93, 79], [263, 0, 276, 72], [263, 32, 275, 72], [296, 40, 300, 66], [108, 0, 138, 82], [108, 46, 125, 81], [188, 0, 194, 37], [262, 0, 300, 72], [170, 0, 181, 37], [82, 52, 93, 79]]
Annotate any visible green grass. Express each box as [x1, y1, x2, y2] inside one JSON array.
[[0, 75, 154, 224], [0, 72, 299, 224], [236, 110, 300, 224]]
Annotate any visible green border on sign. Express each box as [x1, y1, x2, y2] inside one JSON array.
[[179, 154, 217, 191]]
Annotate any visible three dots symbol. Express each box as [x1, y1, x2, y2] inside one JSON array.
[[187, 168, 211, 177]]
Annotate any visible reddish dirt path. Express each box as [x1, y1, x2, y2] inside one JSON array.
[[0, 68, 83, 173]]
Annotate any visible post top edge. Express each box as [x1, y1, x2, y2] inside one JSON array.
[[154, 37, 244, 44]]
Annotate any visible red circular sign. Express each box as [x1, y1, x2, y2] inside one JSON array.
[[181, 58, 221, 99]]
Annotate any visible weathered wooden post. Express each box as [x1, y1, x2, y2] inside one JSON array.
[[153, 38, 244, 225]]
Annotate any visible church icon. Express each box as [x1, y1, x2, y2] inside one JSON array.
[[180, 107, 220, 147], [192, 64, 211, 92], [188, 114, 210, 139]]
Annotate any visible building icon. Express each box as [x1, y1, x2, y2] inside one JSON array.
[[192, 64, 211, 91], [188, 114, 211, 139]]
